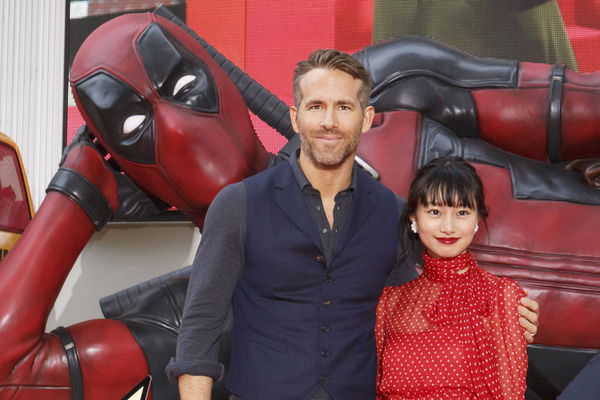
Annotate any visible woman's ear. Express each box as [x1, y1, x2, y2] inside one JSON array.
[[410, 218, 418, 234]]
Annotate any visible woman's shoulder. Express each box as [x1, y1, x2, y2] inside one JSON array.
[[475, 267, 526, 305], [477, 267, 522, 291], [484, 272, 526, 310], [380, 278, 422, 303], [496, 276, 527, 302]]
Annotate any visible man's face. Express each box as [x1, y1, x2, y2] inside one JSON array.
[[290, 68, 374, 169]]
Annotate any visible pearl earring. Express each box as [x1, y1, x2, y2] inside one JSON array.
[[410, 220, 418, 234], [474, 222, 479, 233]]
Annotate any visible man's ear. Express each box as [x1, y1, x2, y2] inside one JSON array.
[[290, 106, 299, 133], [361, 105, 375, 133]]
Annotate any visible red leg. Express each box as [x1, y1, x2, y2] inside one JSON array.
[[474, 63, 600, 162]]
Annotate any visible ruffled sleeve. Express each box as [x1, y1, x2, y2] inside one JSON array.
[[486, 278, 528, 399]]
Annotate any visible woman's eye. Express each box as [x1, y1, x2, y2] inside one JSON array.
[[173, 74, 196, 97], [123, 115, 146, 135]]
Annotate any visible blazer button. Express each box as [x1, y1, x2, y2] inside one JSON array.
[[322, 300, 331, 307], [323, 275, 332, 284], [319, 375, 328, 384], [321, 350, 330, 358], [316, 255, 325, 263], [321, 324, 330, 333]]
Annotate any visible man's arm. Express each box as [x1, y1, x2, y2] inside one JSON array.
[[179, 375, 214, 400], [165, 183, 247, 397]]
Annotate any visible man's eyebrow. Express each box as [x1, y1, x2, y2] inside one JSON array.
[[302, 98, 323, 107], [302, 98, 357, 107]]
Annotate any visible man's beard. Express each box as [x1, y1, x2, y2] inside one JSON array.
[[300, 128, 360, 169]]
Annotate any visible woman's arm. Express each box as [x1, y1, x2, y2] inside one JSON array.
[[375, 286, 393, 400], [487, 279, 528, 399]]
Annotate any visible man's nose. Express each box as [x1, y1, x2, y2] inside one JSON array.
[[320, 108, 337, 130]]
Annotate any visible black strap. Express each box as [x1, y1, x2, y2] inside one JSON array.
[[547, 64, 566, 163], [46, 167, 113, 230], [268, 134, 301, 167], [52, 326, 84, 400]]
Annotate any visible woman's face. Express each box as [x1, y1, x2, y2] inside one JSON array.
[[412, 202, 479, 259]]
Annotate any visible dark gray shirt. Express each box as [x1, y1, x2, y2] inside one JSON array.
[[166, 154, 418, 391]]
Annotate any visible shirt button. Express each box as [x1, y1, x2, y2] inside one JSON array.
[[316, 255, 325, 263], [321, 325, 330, 333], [319, 375, 328, 384], [322, 300, 331, 307], [321, 350, 330, 358], [323, 275, 332, 284]]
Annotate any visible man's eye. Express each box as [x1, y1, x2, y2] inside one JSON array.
[[123, 115, 146, 135], [339, 105, 350, 111], [173, 74, 196, 96], [309, 105, 321, 110]]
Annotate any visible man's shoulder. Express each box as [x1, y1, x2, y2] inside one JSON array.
[[244, 161, 291, 187], [209, 181, 246, 212]]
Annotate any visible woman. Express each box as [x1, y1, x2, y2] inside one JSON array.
[[376, 156, 527, 399]]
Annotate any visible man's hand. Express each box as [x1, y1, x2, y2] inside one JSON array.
[[517, 291, 539, 343], [178, 374, 213, 400]]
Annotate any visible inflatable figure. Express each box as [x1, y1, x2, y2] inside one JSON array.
[[0, 11, 269, 400], [1, 6, 599, 399]]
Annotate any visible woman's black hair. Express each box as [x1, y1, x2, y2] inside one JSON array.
[[400, 156, 488, 255]]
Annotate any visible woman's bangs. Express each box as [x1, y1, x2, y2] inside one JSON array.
[[420, 178, 477, 210]]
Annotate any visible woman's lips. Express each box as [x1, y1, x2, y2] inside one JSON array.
[[437, 237, 459, 244]]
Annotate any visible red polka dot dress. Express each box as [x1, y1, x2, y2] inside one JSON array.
[[375, 251, 527, 399]]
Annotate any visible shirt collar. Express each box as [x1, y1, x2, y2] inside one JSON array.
[[288, 150, 357, 193]]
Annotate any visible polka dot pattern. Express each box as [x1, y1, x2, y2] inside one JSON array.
[[375, 252, 528, 399]]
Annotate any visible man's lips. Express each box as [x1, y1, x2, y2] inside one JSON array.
[[437, 237, 459, 244], [316, 135, 341, 142]]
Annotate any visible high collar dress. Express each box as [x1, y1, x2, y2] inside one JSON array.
[[375, 251, 527, 400]]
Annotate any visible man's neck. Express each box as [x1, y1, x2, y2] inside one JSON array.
[[297, 151, 354, 199]]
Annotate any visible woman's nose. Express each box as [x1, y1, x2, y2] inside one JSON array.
[[440, 215, 456, 234]]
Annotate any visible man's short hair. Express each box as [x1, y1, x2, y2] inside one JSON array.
[[293, 49, 372, 109]]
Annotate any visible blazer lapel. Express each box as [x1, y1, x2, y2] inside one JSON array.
[[273, 164, 323, 252], [333, 169, 376, 259]]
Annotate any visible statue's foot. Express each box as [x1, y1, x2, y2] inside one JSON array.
[[565, 158, 600, 189]]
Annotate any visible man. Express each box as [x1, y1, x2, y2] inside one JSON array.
[[166, 49, 538, 400]]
